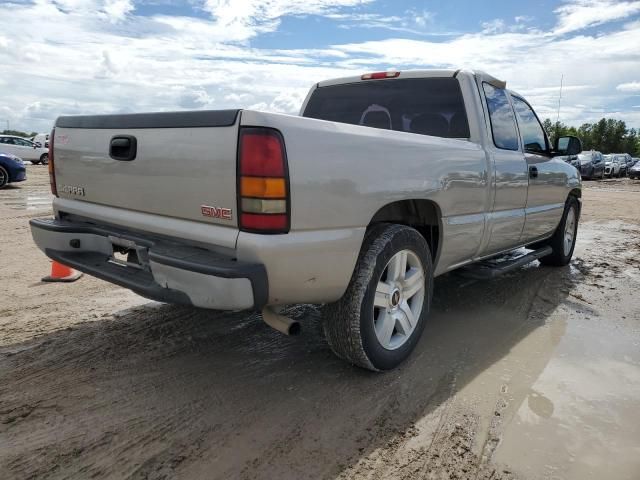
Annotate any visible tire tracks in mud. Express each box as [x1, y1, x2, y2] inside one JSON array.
[[2, 171, 639, 480]]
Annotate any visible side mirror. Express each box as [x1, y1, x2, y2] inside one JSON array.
[[34, 142, 42, 148], [553, 136, 582, 157]]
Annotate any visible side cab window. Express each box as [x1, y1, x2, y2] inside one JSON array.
[[482, 82, 520, 151], [511, 95, 549, 154]]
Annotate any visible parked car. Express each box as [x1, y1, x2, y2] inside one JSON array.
[[0, 153, 27, 189], [629, 160, 640, 180], [574, 150, 605, 179], [31, 133, 50, 149], [0, 135, 49, 164], [604, 155, 621, 177], [613, 154, 629, 177], [619, 153, 634, 173], [30, 69, 582, 371]]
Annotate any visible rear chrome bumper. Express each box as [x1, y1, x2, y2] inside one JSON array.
[[30, 218, 268, 310]]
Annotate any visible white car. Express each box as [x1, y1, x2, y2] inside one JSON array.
[[0, 135, 49, 164], [604, 155, 621, 177], [31, 132, 50, 149]]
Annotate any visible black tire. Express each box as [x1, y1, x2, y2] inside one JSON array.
[[539, 197, 579, 267], [322, 224, 433, 371], [0, 166, 8, 189], [40, 153, 49, 165]]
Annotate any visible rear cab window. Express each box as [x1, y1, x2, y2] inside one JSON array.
[[302, 77, 470, 139]]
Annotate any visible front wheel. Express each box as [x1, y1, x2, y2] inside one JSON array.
[[539, 197, 579, 267], [40, 153, 49, 165], [322, 224, 433, 371]]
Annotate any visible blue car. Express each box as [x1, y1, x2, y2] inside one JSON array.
[[0, 152, 27, 189]]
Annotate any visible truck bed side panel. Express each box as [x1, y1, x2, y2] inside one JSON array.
[[240, 110, 490, 276]]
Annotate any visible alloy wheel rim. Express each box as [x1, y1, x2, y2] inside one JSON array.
[[373, 249, 425, 350], [563, 207, 576, 256], [0, 168, 7, 187]]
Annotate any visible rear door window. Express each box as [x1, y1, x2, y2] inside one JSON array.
[[482, 83, 519, 151], [303, 77, 470, 138]]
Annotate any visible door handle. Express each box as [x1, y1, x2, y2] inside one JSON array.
[[109, 135, 137, 161], [529, 166, 538, 178]]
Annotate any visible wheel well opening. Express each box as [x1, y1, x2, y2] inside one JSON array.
[[368, 200, 441, 261]]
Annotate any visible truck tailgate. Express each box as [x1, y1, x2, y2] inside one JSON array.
[[53, 110, 240, 227]]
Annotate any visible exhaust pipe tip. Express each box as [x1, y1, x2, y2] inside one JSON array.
[[288, 321, 301, 336], [262, 307, 301, 336]]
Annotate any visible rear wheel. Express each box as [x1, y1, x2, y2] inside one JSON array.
[[322, 224, 433, 371], [539, 197, 579, 267], [40, 153, 48, 165], [0, 166, 8, 189]]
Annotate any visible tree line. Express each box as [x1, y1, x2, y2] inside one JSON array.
[[1, 129, 39, 138], [542, 118, 639, 156]]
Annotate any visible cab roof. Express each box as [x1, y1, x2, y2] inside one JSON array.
[[317, 69, 506, 89]]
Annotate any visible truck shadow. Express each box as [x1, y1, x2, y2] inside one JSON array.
[[0, 261, 582, 479]]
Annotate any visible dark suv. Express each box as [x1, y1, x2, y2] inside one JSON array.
[[575, 150, 605, 180]]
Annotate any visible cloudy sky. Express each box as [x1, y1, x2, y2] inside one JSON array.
[[1, 0, 639, 133]]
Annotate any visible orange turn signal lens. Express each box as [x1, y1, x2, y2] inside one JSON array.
[[240, 176, 286, 198]]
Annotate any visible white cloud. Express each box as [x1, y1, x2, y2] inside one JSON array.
[[201, 0, 374, 40], [327, 10, 439, 35], [515, 15, 533, 23], [103, 0, 134, 22], [413, 10, 434, 28], [553, 0, 640, 34], [481, 18, 505, 34], [617, 81, 640, 92]]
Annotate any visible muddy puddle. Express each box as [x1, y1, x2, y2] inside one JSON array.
[[0, 187, 52, 210]]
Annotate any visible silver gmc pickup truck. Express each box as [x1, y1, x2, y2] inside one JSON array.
[[31, 69, 582, 371]]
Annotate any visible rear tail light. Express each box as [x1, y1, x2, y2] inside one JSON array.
[[237, 127, 289, 233], [361, 71, 400, 80], [49, 127, 57, 196]]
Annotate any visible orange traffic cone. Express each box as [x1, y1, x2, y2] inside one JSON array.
[[41, 260, 83, 283]]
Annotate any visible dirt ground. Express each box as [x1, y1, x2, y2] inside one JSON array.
[[1, 167, 639, 480]]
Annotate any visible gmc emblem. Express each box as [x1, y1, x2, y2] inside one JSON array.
[[201, 205, 232, 220]]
